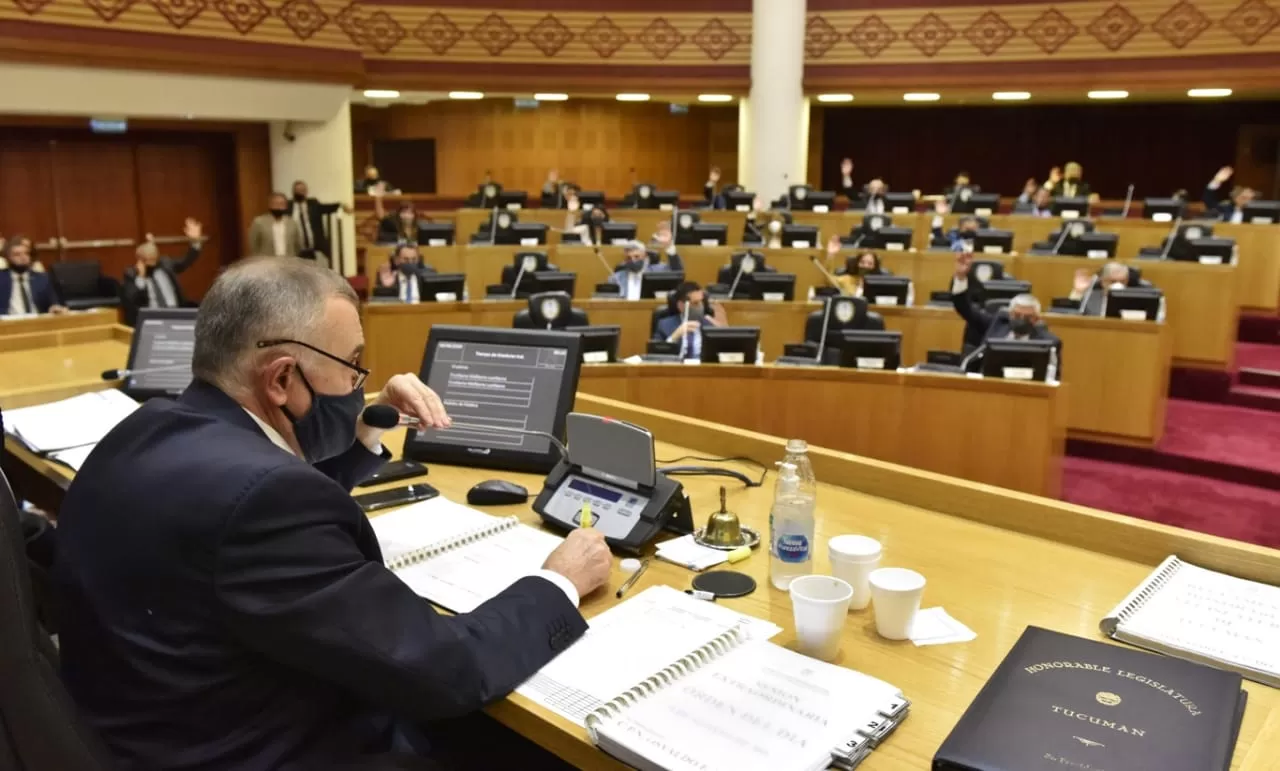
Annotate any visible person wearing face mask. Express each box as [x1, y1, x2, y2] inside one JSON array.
[[1069, 262, 1134, 316], [288, 180, 352, 264], [374, 243, 438, 303], [248, 192, 304, 258], [862, 178, 889, 214], [930, 203, 981, 251], [825, 238, 892, 297], [1202, 166, 1257, 224], [52, 257, 612, 771], [120, 218, 204, 326], [654, 281, 728, 358], [950, 250, 1062, 375], [1, 235, 65, 316], [1014, 188, 1054, 217], [355, 164, 399, 195], [1043, 161, 1091, 200], [574, 205, 611, 246], [1015, 177, 1040, 206], [374, 195, 425, 245], [609, 240, 677, 300]]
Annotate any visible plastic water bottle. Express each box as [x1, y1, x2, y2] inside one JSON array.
[[770, 439, 817, 590]]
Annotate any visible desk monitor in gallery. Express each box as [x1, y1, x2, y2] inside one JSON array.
[[123, 308, 196, 400], [403, 325, 582, 473]]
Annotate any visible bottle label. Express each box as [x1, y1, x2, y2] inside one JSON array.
[[776, 533, 811, 563]]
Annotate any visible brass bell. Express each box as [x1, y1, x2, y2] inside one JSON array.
[[702, 487, 744, 548]]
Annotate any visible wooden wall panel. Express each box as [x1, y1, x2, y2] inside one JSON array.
[[0, 138, 57, 246], [233, 124, 273, 258], [49, 139, 140, 273], [353, 102, 738, 197], [135, 140, 226, 300]]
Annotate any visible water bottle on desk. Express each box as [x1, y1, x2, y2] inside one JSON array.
[[770, 439, 817, 590]]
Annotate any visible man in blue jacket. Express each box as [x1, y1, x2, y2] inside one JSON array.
[[1, 236, 65, 316], [53, 257, 610, 770]]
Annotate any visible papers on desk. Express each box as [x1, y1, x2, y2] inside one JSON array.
[[3, 390, 138, 453], [47, 444, 98, 472], [655, 533, 729, 571]]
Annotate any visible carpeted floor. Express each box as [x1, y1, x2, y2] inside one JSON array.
[[1159, 399, 1280, 476], [1061, 457, 1280, 549], [1235, 342, 1280, 372]]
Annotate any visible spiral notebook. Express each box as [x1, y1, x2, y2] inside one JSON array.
[[370, 497, 563, 613], [1101, 555, 1280, 687]]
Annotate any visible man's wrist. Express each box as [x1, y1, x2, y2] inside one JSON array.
[[534, 569, 580, 608], [354, 424, 386, 455]]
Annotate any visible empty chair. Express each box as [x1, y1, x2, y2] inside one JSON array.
[[512, 291, 589, 330], [51, 260, 120, 311]]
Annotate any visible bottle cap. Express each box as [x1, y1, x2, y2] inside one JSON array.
[[785, 438, 808, 454], [620, 558, 642, 574]]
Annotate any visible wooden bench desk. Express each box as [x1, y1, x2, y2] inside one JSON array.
[[0, 307, 118, 338], [0, 325, 130, 403]]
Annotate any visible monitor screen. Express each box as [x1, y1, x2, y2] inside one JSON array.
[[404, 326, 582, 472], [125, 308, 196, 398]]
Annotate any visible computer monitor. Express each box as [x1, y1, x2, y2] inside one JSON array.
[[1189, 237, 1234, 265], [950, 192, 999, 217], [417, 273, 467, 302], [1051, 197, 1089, 219], [981, 279, 1032, 302], [1143, 198, 1186, 223], [566, 325, 621, 363], [862, 275, 911, 307], [496, 223, 548, 246], [1047, 220, 1097, 256], [640, 271, 685, 300], [691, 223, 728, 246], [750, 273, 796, 301], [1242, 201, 1280, 225], [527, 271, 576, 297], [651, 190, 679, 211], [498, 191, 527, 210], [884, 193, 917, 215], [981, 338, 1055, 382], [724, 190, 755, 212], [417, 223, 455, 248], [781, 225, 819, 248], [974, 229, 1014, 255], [863, 226, 914, 252], [790, 190, 835, 213], [833, 330, 902, 371], [1104, 288, 1163, 321], [576, 191, 606, 210], [601, 222, 638, 245], [1077, 233, 1118, 258], [124, 308, 196, 400], [700, 326, 760, 364], [404, 325, 582, 473]]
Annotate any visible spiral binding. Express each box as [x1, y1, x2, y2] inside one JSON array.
[[584, 625, 746, 741], [1116, 556, 1185, 625], [384, 516, 520, 571]]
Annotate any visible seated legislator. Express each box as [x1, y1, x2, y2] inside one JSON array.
[[950, 251, 1062, 376], [824, 236, 892, 297], [121, 218, 204, 325], [703, 166, 727, 209], [1067, 261, 1153, 317], [610, 240, 680, 300], [1015, 178, 1039, 206], [1202, 166, 1256, 223], [355, 164, 398, 195], [569, 204, 611, 246], [942, 171, 980, 197], [1043, 162, 1091, 200], [860, 177, 890, 214], [52, 258, 611, 770], [0, 236, 65, 316], [1013, 188, 1054, 218], [648, 222, 685, 268], [373, 243, 438, 303], [372, 189, 425, 245], [654, 281, 728, 358], [930, 202, 981, 250]]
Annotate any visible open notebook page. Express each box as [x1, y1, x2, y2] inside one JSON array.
[[517, 585, 781, 725], [368, 497, 504, 563], [4, 389, 139, 452], [1120, 561, 1280, 678], [595, 640, 901, 771]]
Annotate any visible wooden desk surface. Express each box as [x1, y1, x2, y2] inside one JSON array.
[[0, 307, 118, 337], [6, 384, 1278, 770], [0, 325, 130, 404]]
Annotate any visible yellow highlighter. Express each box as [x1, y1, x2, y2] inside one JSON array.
[[580, 501, 593, 530]]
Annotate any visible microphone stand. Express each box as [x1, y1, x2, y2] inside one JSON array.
[[1119, 184, 1135, 218], [958, 342, 988, 373], [1157, 216, 1183, 261], [1049, 223, 1072, 255], [509, 261, 529, 299], [677, 300, 692, 359], [487, 206, 499, 244], [727, 254, 753, 300], [813, 297, 836, 364], [809, 255, 850, 296]]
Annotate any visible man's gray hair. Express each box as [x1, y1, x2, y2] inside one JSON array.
[[192, 257, 357, 388], [1103, 261, 1129, 281], [1009, 293, 1041, 314], [623, 240, 647, 254]]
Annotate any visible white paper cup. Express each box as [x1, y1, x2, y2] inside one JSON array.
[[789, 575, 853, 661], [828, 535, 882, 611], [868, 567, 926, 640]]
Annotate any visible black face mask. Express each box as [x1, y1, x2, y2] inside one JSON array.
[[293, 192, 306, 202], [281, 367, 365, 463], [398, 261, 418, 275], [1010, 317, 1035, 336], [8, 262, 29, 275], [270, 208, 287, 219], [625, 259, 645, 273]]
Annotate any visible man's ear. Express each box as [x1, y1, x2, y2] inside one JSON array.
[[262, 356, 294, 407]]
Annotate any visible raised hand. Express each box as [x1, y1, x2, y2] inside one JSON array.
[[840, 158, 854, 176], [183, 217, 203, 241], [826, 234, 843, 256], [708, 167, 721, 183], [934, 199, 950, 215], [954, 250, 973, 279], [1048, 167, 1063, 184], [1213, 166, 1234, 184], [1073, 269, 1093, 293]]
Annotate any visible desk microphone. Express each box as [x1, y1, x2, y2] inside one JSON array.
[[677, 299, 692, 359], [1119, 184, 1135, 218], [1157, 216, 1183, 261], [591, 245, 614, 277], [813, 297, 836, 365], [727, 253, 754, 300], [958, 342, 987, 373], [101, 364, 189, 380], [509, 260, 529, 299], [1049, 223, 1073, 255], [487, 205, 500, 245], [808, 255, 848, 296]]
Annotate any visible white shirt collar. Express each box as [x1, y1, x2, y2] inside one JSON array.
[[242, 407, 296, 456]]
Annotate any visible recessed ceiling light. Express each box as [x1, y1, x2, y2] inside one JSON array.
[[903, 92, 941, 102], [1188, 88, 1232, 98], [362, 89, 400, 99], [534, 93, 568, 101], [448, 91, 484, 100], [992, 91, 1031, 101], [816, 94, 854, 103], [697, 94, 734, 103], [1087, 90, 1129, 100], [616, 93, 651, 102]]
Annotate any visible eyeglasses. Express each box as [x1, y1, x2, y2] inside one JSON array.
[[257, 338, 369, 390]]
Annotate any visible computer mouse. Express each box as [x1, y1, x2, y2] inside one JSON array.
[[467, 479, 530, 506]]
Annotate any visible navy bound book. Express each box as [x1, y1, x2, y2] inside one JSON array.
[[934, 626, 1247, 771]]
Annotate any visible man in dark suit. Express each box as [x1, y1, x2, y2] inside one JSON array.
[[609, 240, 679, 300], [950, 251, 1062, 378], [930, 202, 981, 251], [1043, 162, 1091, 200], [53, 257, 611, 771], [372, 243, 439, 302], [120, 217, 204, 325], [1202, 166, 1256, 223], [653, 281, 728, 358], [1, 236, 65, 316], [290, 180, 352, 264]]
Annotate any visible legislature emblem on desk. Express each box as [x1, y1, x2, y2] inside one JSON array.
[[975, 263, 994, 282], [498, 212, 512, 229], [869, 216, 885, 231], [960, 187, 973, 202], [539, 297, 562, 321], [679, 213, 694, 229], [1096, 691, 1122, 706], [522, 254, 539, 271], [834, 298, 856, 323]]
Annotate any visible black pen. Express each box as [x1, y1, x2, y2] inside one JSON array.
[[616, 558, 650, 598]]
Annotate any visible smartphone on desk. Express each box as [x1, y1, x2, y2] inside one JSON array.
[[354, 483, 439, 513], [355, 459, 427, 488]]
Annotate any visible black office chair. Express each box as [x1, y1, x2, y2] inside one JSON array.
[[512, 291, 588, 330], [802, 296, 885, 342], [715, 251, 776, 287], [0, 468, 114, 770], [50, 260, 121, 311]]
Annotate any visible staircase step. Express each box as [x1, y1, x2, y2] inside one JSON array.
[[1238, 314, 1280, 344], [1226, 384, 1280, 413], [1237, 368, 1280, 390]]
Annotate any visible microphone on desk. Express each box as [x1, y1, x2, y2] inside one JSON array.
[[813, 296, 836, 365], [1049, 223, 1073, 256], [1119, 184, 1135, 218], [509, 259, 529, 299], [726, 253, 754, 300], [1157, 215, 1183, 261], [101, 364, 189, 380]]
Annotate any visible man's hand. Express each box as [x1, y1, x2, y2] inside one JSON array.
[[183, 217, 202, 242], [547, 168, 559, 182], [654, 228, 672, 248], [1213, 166, 1234, 184], [708, 167, 721, 183], [1073, 269, 1093, 293], [543, 529, 611, 599], [934, 199, 949, 215], [377, 262, 395, 287], [954, 251, 973, 279], [825, 234, 842, 256], [49, 305, 68, 315], [371, 181, 386, 198], [375, 373, 450, 428], [1048, 167, 1063, 184], [566, 195, 580, 212], [669, 320, 701, 341], [840, 158, 853, 176]]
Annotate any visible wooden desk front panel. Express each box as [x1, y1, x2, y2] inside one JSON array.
[[0, 326, 131, 399], [1132, 260, 1238, 369], [0, 308, 118, 338]]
